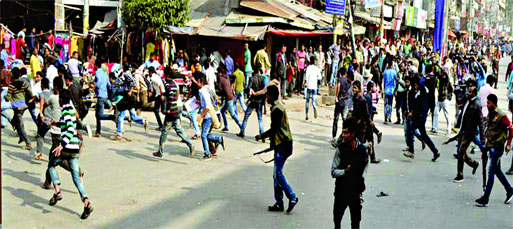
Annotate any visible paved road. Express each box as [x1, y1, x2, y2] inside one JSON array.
[[2, 58, 513, 228]]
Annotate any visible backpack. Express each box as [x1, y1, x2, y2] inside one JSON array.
[[144, 74, 156, 98]]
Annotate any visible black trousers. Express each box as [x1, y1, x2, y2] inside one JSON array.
[[333, 193, 362, 229]]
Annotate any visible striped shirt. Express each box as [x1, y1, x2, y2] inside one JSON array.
[[163, 79, 180, 118], [6, 79, 31, 108], [59, 103, 81, 151]]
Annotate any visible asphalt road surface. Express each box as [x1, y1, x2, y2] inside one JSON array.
[[1, 58, 512, 228]]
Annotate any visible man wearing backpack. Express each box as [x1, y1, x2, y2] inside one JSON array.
[[196, 73, 225, 161]]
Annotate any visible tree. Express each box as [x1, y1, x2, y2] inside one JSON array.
[[123, 0, 190, 33]]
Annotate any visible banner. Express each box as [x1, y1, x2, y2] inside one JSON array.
[[417, 9, 427, 29], [365, 0, 381, 9], [405, 6, 415, 27], [383, 4, 393, 18], [334, 19, 345, 35], [413, 0, 422, 8], [433, 0, 445, 55], [326, 0, 347, 16], [392, 19, 402, 31], [395, 1, 405, 18]]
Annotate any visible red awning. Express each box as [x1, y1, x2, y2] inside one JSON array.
[[268, 29, 332, 36]]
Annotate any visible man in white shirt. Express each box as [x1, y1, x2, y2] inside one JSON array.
[[67, 52, 81, 79], [149, 66, 165, 130], [304, 56, 322, 120], [46, 59, 58, 89], [204, 60, 217, 95], [314, 44, 326, 88]]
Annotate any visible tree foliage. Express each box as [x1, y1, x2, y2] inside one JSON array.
[[123, 0, 190, 32]]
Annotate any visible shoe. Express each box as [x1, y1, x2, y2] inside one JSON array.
[[453, 176, 464, 183], [221, 137, 226, 151], [24, 144, 32, 150], [430, 130, 438, 134], [191, 135, 200, 140], [34, 153, 45, 161], [81, 202, 94, 220], [85, 124, 92, 138], [422, 141, 426, 151], [268, 203, 284, 212], [155, 127, 163, 131], [222, 128, 229, 132], [432, 153, 441, 162], [40, 182, 51, 190], [93, 133, 101, 138], [152, 152, 163, 158], [383, 121, 388, 125], [472, 162, 479, 175], [394, 121, 401, 124], [475, 196, 488, 207], [452, 127, 458, 133], [402, 147, 409, 152], [113, 135, 122, 141], [305, 116, 309, 120], [236, 133, 245, 138], [314, 110, 318, 119], [377, 132, 383, 144], [49, 191, 62, 206], [144, 120, 149, 132], [506, 169, 513, 175], [18, 138, 25, 144], [470, 148, 475, 154], [453, 154, 458, 159], [371, 158, 381, 164], [286, 197, 299, 213], [506, 191, 513, 204], [189, 145, 195, 158], [203, 155, 212, 161], [403, 152, 414, 159]]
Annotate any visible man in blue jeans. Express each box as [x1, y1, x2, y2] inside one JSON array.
[[197, 74, 225, 160], [404, 77, 440, 161], [383, 63, 397, 124], [92, 61, 114, 137], [255, 84, 298, 213], [475, 94, 513, 206], [237, 66, 266, 138], [218, 68, 242, 132]]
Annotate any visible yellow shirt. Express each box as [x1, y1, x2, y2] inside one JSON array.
[[30, 54, 41, 78]]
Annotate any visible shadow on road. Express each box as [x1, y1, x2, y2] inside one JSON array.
[[3, 186, 80, 217]]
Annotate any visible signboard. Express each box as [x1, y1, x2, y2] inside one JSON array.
[[383, 4, 393, 18], [454, 19, 460, 31], [405, 6, 427, 29], [326, 0, 346, 16], [365, 0, 381, 9]]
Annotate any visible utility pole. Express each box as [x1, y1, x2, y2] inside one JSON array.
[[348, 0, 357, 59], [333, 14, 338, 44], [379, 0, 384, 43], [83, 0, 89, 35], [441, 0, 450, 59]]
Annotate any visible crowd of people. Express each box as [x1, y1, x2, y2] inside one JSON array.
[[1, 26, 513, 227]]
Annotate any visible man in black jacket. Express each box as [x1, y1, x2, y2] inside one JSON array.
[[331, 117, 369, 229], [237, 64, 266, 138], [404, 76, 440, 161], [452, 81, 483, 183]]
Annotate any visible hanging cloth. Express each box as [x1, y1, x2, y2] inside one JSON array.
[[70, 35, 79, 57], [145, 42, 155, 60]]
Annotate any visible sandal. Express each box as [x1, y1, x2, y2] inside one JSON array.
[[81, 201, 94, 220], [191, 135, 200, 140], [49, 191, 62, 206]]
